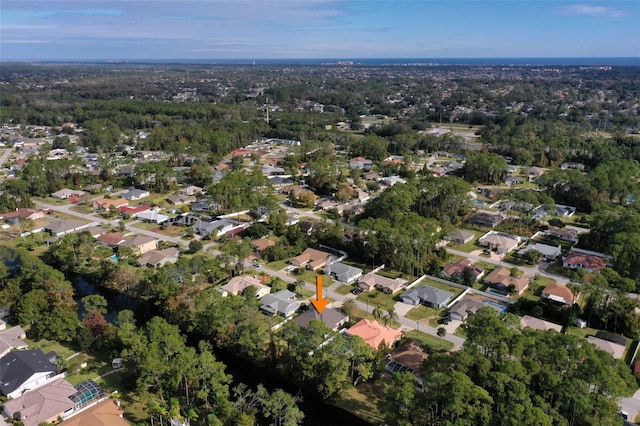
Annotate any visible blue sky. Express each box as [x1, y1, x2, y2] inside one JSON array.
[[1, 1, 639, 60]]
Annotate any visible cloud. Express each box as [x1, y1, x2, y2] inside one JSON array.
[[557, 4, 627, 19]]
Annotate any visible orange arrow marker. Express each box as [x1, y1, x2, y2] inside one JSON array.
[[310, 275, 329, 314]]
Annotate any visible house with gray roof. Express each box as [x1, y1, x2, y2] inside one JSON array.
[[260, 290, 301, 317], [0, 326, 27, 358], [2, 378, 77, 426], [293, 308, 349, 331], [325, 262, 363, 284], [517, 242, 561, 260], [400, 285, 454, 308], [121, 188, 150, 201], [0, 349, 60, 399]]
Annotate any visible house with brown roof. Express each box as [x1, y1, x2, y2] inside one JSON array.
[[96, 232, 125, 248], [92, 198, 128, 210], [251, 238, 276, 254], [357, 272, 407, 294], [563, 252, 608, 272], [345, 319, 403, 349], [119, 236, 158, 255], [167, 194, 197, 206], [58, 399, 128, 426], [0, 208, 45, 223], [541, 282, 576, 305], [520, 315, 562, 332], [136, 247, 180, 268], [290, 248, 335, 271], [483, 267, 530, 295], [385, 340, 429, 388], [218, 275, 270, 299], [441, 258, 485, 282], [478, 231, 521, 254], [2, 379, 77, 426]]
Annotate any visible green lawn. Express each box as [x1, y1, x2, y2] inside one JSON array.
[[357, 290, 398, 311], [566, 326, 599, 338], [266, 260, 289, 271], [335, 284, 353, 295], [405, 304, 438, 322], [403, 330, 454, 351], [447, 229, 485, 253], [23, 337, 78, 359], [334, 380, 388, 425]]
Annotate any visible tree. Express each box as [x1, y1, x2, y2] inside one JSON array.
[[384, 307, 399, 327], [81, 294, 108, 316], [261, 388, 304, 426], [372, 305, 384, 321], [437, 327, 446, 348], [188, 240, 203, 254]]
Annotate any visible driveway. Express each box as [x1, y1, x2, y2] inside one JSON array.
[[620, 388, 640, 423], [393, 301, 415, 317]]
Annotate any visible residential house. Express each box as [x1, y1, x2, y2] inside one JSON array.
[[251, 238, 276, 254], [324, 262, 363, 284], [136, 247, 180, 268], [50, 189, 85, 200], [44, 220, 91, 237], [554, 204, 577, 217], [358, 272, 407, 294], [541, 282, 576, 305], [180, 185, 203, 196], [92, 198, 128, 210], [2, 379, 77, 426], [121, 188, 150, 201], [117, 204, 151, 218], [293, 308, 349, 331], [298, 221, 315, 235], [544, 227, 581, 243], [136, 210, 169, 224], [378, 176, 406, 187], [349, 157, 373, 170], [0, 349, 60, 399], [587, 336, 626, 359], [400, 285, 453, 308], [478, 231, 520, 254], [517, 243, 561, 260], [119, 236, 158, 255], [504, 176, 524, 185], [260, 290, 301, 317], [290, 248, 335, 271], [448, 297, 493, 321], [525, 166, 545, 182], [520, 315, 562, 332], [385, 340, 429, 389], [483, 267, 530, 295], [218, 276, 270, 299], [0, 326, 27, 357], [345, 319, 403, 349], [262, 165, 286, 176], [444, 229, 475, 245], [95, 232, 125, 248], [58, 399, 129, 426], [192, 219, 243, 238], [561, 162, 585, 171], [563, 252, 608, 272], [0, 208, 45, 223], [467, 212, 504, 228], [441, 258, 485, 282], [167, 194, 197, 206]]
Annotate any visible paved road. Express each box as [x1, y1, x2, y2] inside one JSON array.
[[279, 202, 334, 223], [0, 149, 12, 168], [34, 200, 186, 246], [446, 247, 571, 285]]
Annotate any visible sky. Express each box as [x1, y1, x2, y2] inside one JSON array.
[[1, 0, 639, 61]]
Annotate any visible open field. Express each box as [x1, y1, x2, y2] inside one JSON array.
[[334, 380, 388, 425]]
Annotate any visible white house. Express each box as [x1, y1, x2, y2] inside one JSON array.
[[0, 350, 62, 399]]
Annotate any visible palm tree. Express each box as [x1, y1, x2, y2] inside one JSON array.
[[437, 327, 446, 348], [384, 307, 399, 327], [341, 299, 356, 318], [372, 305, 384, 322]]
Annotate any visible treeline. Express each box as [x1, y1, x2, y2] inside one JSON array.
[[384, 308, 636, 426]]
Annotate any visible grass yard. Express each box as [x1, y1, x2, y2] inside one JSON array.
[[23, 337, 78, 359], [566, 326, 599, 338], [292, 269, 334, 287], [448, 229, 485, 253], [266, 260, 289, 271], [153, 224, 187, 238], [334, 284, 354, 295], [357, 290, 398, 311], [403, 330, 454, 351], [405, 304, 438, 322], [334, 380, 388, 425]]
